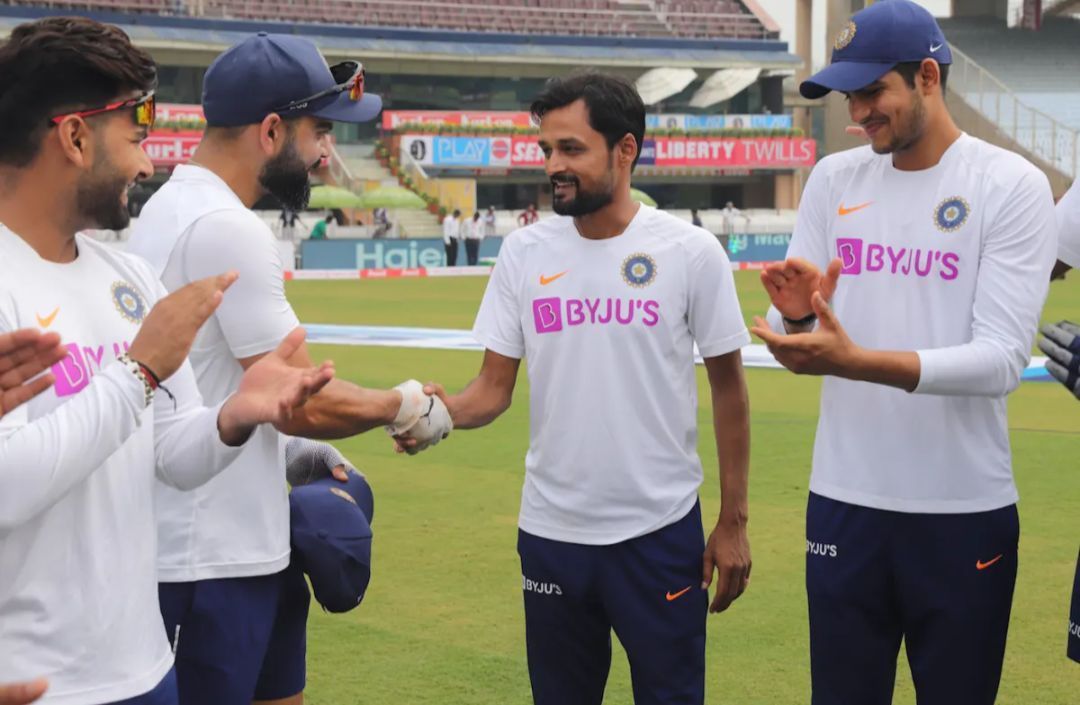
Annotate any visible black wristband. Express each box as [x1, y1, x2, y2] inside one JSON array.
[[783, 312, 818, 327]]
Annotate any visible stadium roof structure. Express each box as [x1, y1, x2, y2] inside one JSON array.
[[0, 6, 801, 74]]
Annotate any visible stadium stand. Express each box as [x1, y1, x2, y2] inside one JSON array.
[[1, 0, 776, 39], [2, 0, 182, 14], [939, 15, 1080, 180]]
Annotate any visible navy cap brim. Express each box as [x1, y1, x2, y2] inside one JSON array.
[[800, 60, 897, 99], [311, 92, 382, 123]]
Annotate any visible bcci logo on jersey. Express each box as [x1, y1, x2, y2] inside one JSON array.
[[934, 197, 970, 233], [111, 281, 147, 323], [621, 253, 657, 288]]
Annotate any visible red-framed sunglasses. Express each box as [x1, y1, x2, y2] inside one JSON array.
[[272, 61, 365, 114], [50, 92, 156, 128]]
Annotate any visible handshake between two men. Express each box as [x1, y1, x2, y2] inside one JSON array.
[[386, 380, 454, 455]]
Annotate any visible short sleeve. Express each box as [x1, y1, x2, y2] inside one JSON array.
[[178, 211, 300, 359], [1056, 178, 1080, 269], [686, 233, 751, 358], [472, 236, 525, 359]]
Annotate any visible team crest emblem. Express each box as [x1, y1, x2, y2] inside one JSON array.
[[834, 21, 857, 51], [330, 487, 358, 506], [111, 281, 147, 323], [621, 253, 657, 288], [934, 197, 970, 232]]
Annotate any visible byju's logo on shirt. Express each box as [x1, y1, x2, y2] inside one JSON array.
[[532, 297, 661, 334], [836, 238, 960, 281], [52, 339, 132, 397]]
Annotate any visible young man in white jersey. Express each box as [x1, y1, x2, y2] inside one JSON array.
[[399, 72, 752, 705], [125, 33, 450, 705], [749, 2, 1057, 703], [0, 17, 335, 705]]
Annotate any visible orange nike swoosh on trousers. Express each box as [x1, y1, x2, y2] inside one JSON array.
[[539, 271, 568, 286], [837, 201, 873, 216], [976, 554, 1004, 570], [36, 307, 59, 328], [666, 586, 693, 602]]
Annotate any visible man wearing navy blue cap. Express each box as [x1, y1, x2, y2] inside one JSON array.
[[750, 1, 1056, 703], [127, 33, 451, 705]]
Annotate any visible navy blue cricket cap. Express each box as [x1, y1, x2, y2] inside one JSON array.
[[202, 32, 382, 127], [289, 472, 375, 613], [800, 0, 952, 100]]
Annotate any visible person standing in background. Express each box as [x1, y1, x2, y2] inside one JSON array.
[[309, 213, 333, 240], [443, 208, 461, 266], [464, 211, 484, 265], [517, 202, 538, 226], [483, 205, 497, 237]]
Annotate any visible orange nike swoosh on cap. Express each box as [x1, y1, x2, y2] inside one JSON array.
[[539, 271, 568, 286], [36, 307, 59, 328], [976, 554, 1004, 570], [666, 586, 693, 602], [838, 201, 873, 216]]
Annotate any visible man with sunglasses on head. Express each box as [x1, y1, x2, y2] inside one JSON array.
[[0, 17, 336, 705], [126, 33, 450, 705]]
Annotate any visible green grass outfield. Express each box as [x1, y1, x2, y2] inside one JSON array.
[[288, 271, 1080, 705]]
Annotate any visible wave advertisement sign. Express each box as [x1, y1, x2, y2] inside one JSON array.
[[402, 135, 815, 169]]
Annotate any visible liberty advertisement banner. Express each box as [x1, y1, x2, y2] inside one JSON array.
[[401, 135, 814, 169]]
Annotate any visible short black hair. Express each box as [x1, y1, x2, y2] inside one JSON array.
[[893, 61, 950, 93], [0, 17, 157, 168], [530, 71, 646, 171]]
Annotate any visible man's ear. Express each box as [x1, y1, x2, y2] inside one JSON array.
[[259, 113, 286, 155], [54, 116, 94, 168], [919, 58, 942, 95], [618, 133, 638, 168]]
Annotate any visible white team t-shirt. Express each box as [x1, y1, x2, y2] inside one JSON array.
[[473, 205, 750, 544], [0, 228, 242, 704], [769, 134, 1056, 513], [127, 165, 299, 582], [1056, 177, 1080, 268]]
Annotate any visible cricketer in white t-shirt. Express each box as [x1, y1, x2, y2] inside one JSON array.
[[473, 204, 750, 544], [127, 164, 299, 582], [0, 227, 247, 704], [766, 133, 1057, 513]]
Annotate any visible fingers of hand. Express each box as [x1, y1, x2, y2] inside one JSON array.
[[1046, 359, 1071, 386], [274, 327, 308, 361], [1041, 323, 1079, 352], [822, 258, 843, 298], [1057, 320, 1080, 338], [1037, 335, 1071, 366], [811, 291, 835, 327]]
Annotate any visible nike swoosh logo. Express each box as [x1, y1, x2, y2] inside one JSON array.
[[930, 43, 943, 52], [539, 271, 568, 286], [666, 586, 693, 602], [36, 307, 59, 328], [976, 554, 1004, 570], [838, 201, 873, 216]]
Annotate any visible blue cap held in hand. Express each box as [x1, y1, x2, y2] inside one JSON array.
[[800, 0, 951, 100], [203, 32, 382, 127], [289, 472, 374, 613]]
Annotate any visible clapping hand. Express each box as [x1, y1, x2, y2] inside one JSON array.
[[217, 327, 335, 445]]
